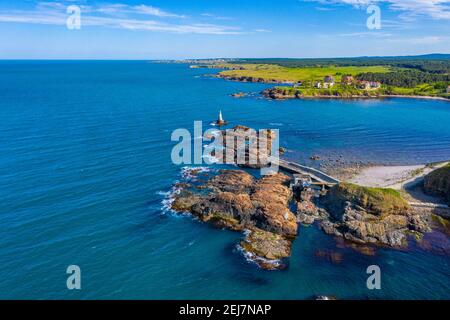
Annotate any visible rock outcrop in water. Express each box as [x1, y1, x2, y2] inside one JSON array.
[[171, 169, 297, 269], [423, 164, 450, 205], [206, 125, 277, 169], [297, 183, 432, 247]]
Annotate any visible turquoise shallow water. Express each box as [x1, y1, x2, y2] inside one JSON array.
[[0, 61, 449, 299]]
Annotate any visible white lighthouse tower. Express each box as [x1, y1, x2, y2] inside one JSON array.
[[216, 110, 227, 126]]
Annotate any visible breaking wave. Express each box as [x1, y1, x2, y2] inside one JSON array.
[[236, 243, 282, 270], [159, 166, 216, 215]]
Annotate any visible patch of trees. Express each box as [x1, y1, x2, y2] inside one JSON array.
[[231, 55, 450, 74], [356, 70, 450, 87]]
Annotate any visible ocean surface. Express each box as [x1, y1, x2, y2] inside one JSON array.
[[0, 61, 449, 299]]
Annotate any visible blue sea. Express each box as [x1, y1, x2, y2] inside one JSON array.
[[0, 61, 449, 299]]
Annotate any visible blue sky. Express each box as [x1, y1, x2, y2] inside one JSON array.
[[0, 0, 449, 59]]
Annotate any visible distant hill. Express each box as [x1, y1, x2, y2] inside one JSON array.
[[233, 54, 450, 63], [229, 54, 450, 74], [381, 54, 450, 60]]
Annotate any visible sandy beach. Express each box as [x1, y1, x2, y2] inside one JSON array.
[[348, 161, 449, 190]]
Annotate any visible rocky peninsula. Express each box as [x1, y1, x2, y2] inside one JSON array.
[[171, 170, 297, 269], [170, 167, 442, 269], [169, 122, 448, 269]]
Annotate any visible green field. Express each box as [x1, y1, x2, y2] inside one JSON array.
[[269, 84, 379, 98], [386, 83, 449, 97], [212, 62, 449, 99], [219, 64, 390, 83]]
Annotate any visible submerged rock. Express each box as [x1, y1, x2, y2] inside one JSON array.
[[231, 92, 247, 98], [314, 250, 343, 264]]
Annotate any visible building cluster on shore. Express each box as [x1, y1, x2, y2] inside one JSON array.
[[314, 75, 381, 90]]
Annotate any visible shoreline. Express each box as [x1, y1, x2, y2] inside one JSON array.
[[214, 72, 450, 102], [348, 164, 425, 189], [346, 161, 450, 208], [346, 161, 450, 189], [260, 91, 450, 102]]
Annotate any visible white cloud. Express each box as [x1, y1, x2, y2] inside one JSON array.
[[200, 13, 233, 20], [338, 31, 392, 37], [315, 6, 337, 11], [387, 35, 448, 44], [307, 0, 450, 20], [94, 4, 186, 18], [0, 2, 244, 35]]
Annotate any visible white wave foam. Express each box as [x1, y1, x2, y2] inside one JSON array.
[[201, 154, 219, 164], [159, 166, 216, 215], [160, 182, 182, 214], [236, 244, 281, 270], [236, 230, 282, 270], [180, 166, 213, 179]]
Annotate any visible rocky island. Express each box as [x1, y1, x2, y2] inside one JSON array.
[[171, 170, 297, 269]]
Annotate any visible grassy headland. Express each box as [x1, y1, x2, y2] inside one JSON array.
[[424, 163, 450, 205], [327, 182, 410, 216], [192, 56, 450, 99], [262, 83, 450, 99], [218, 64, 390, 83]]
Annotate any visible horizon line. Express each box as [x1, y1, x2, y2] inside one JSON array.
[[1, 53, 450, 61]]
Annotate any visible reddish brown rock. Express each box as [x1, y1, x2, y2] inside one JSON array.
[[170, 170, 298, 269], [251, 174, 297, 237]]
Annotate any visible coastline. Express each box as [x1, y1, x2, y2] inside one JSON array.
[[259, 89, 450, 101], [185, 63, 450, 264], [345, 161, 450, 189], [379, 95, 450, 101], [265, 94, 450, 101], [212, 68, 450, 102], [348, 164, 425, 188]]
